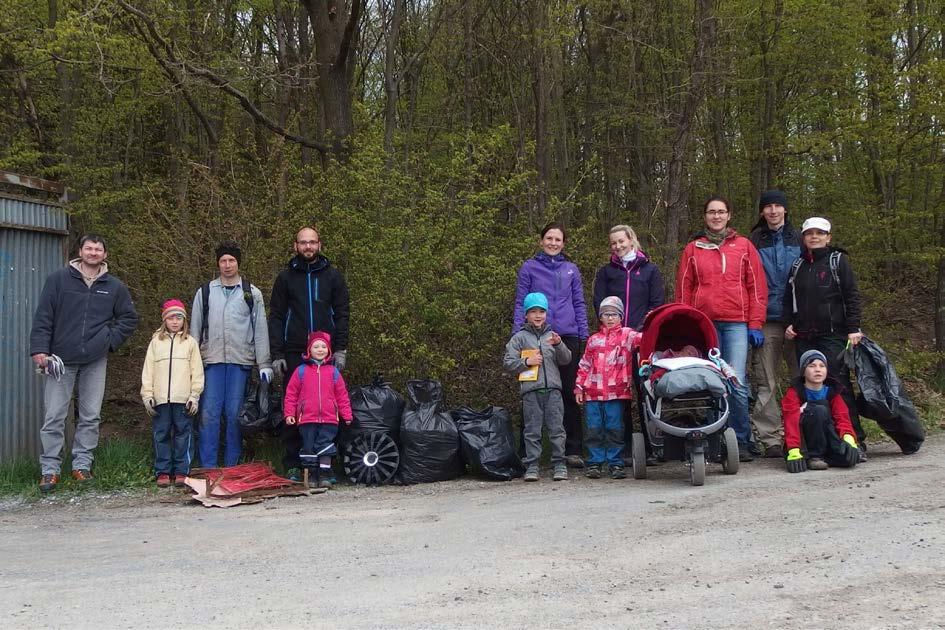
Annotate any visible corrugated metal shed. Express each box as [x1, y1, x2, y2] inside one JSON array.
[[0, 171, 68, 463]]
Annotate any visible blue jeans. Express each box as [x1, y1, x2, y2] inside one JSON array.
[[153, 402, 191, 476], [714, 322, 752, 445], [199, 363, 250, 467], [584, 400, 625, 466]]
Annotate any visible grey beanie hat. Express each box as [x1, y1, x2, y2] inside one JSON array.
[[799, 349, 828, 372], [599, 296, 625, 317]]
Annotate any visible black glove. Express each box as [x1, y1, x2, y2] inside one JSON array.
[[842, 443, 860, 468], [785, 448, 807, 473]]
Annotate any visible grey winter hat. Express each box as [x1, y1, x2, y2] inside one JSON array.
[[799, 349, 828, 372], [599, 296, 625, 317]]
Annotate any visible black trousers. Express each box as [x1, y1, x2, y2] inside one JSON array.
[[801, 400, 854, 467], [279, 348, 306, 470], [560, 336, 583, 457], [795, 335, 865, 443]]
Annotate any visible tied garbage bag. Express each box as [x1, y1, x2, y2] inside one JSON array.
[[398, 379, 464, 484], [349, 374, 405, 440], [847, 337, 924, 454], [453, 406, 523, 481]]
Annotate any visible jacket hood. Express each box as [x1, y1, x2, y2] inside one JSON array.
[[69, 259, 109, 279], [533, 251, 571, 265], [806, 245, 849, 261], [303, 331, 333, 363], [522, 322, 550, 336], [289, 254, 331, 273], [750, 218, 797, 237]]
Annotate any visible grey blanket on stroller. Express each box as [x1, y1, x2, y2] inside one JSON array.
[[651, 365, 728, 399]]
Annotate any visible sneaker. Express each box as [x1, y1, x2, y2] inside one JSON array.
[[585, 464, 602, 479], [286, 468, 302, 483], [71, 469, 93, 483], [764, 445, 785, 459], [173, 473, 188, 488], [156, 473, 171, 488], [565, 455, 585, 469], [524, 466, 539, 482], [553, 464, 568, 481], [808, 458, 829, 471], [738, 444, 755, 462], [39, 474, 59, 493], [318, 469, 334, 489], [609, 465, 627, 480], [858, 446, 868, 463]]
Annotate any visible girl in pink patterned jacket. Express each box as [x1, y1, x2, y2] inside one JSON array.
[[574, 296, 640, 479], [284, 331, 353, 488]]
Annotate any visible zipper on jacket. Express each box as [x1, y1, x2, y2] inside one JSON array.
[[167, 334, 175, 403], [624, 267, 632, 328], [79, 279, 93, 356], [307, 272, 314, 333], [532, 329, 547, 390], [317, 363, 324, 420], [284, 309, 292, 342]]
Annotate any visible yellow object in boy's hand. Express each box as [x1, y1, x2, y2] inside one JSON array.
[[285, 416, 297, 426], [842, 434, 858, 448]]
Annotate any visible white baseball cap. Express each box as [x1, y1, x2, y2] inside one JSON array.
[[801, 217, 831, 233]]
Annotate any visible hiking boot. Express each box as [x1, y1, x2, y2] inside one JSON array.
[[565, 455, 585, 469], [524, 466, 539, 482], [39, 474, 59, 493], [156, 474, 171, 488], [738, 444, 755, 462], [553, 464, 568, 481], [173, 473, 188, 488], [764, 445, 785, 459], [748, 442, 763, 457], [609, 465, 627, 480], [808, 458, 829, 471], [585, 464, 602, 479], [286, 468, 302, 483], [318, 469, 334, 489], [71, 469, 93, 483]]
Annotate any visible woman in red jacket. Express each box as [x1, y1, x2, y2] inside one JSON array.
[[675, 196, 768, 461], [284, 331, 353, 488]]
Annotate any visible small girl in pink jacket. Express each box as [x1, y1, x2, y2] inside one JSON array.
[[574, 296, 641, 480], [283, 332, 353, 488]]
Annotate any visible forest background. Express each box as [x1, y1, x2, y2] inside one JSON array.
[[3, 0, 945, 425]]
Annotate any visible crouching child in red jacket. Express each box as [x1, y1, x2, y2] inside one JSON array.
[[781, 349, 860, 473], [284, 332, 353, 488]]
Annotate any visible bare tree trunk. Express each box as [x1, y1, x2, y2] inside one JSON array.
[[382, 0, 406, 158], [301, 0, 364, 158], [663, 0, 717, 251], [531, 0, 550, 218]]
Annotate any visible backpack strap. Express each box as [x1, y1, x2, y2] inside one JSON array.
[[243, 277, 256, 342], [830, 251, 846, 319], [200, 282, 211, 345], [787, 258, 803, 316]]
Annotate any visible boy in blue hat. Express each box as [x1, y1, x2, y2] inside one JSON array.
[[503, 292, 573, 481]]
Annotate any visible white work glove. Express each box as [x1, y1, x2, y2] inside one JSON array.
[[272, 359, 287, 377], [259, 367, 273, 383], [185, 397, 200, 416], [334, 350, 347, 371], [143, 398, 157, 417]]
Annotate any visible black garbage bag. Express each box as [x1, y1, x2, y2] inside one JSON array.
[[453, 406, 524, 480], [398, 379, 464, 484], [849, 338, 925, 454], [240, 378, 283, 436], [349, 374, 405, 440]]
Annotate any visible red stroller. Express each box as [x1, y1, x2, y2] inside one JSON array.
[[631, 304, 740, 485]]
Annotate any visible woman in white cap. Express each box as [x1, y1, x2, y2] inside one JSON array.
[[783, 217, 866, 460]]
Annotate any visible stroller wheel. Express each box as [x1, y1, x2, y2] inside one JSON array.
[[689, 450, 706, 486], [721, 427, 739, 475], [343, 432, 400, 485], [631, 433, 647, 480]]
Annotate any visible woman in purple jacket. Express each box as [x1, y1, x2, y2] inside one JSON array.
[[513, 222, 590, 467]]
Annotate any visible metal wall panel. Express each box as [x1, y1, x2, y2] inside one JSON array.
[[0, 196, 67, 462]]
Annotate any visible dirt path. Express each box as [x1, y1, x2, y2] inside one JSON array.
[[2, 436, 944, 629]]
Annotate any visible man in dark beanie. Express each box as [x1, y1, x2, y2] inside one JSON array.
[[190, 240, 272, 467], [748, 189, 803, 458]]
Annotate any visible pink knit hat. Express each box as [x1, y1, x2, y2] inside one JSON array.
[[162, 299, 187, 320]]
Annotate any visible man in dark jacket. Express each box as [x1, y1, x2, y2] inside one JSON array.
[[269, 226, 350, 477], [29, 234, 138, 492], [748, 190, 803, 458]]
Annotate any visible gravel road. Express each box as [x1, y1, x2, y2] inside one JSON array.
[[2, 436, 944, 629]]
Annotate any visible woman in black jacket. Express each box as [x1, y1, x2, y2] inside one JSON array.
[[784, 217, 866, 458]]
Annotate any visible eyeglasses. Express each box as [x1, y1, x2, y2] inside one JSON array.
[[297, 240, 320, 246], [600, 312, 622, 319], [705, 210, 729, 216]]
